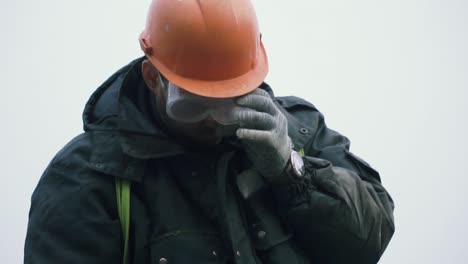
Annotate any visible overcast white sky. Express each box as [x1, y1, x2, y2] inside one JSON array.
[[2, 0, 468, 263]]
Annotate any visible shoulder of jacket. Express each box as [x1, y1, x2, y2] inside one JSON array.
[[273, 96, 322, 151], [48, 133, 93, 171], [33, 133, 114, 203], [274, 96, 318, 112], [47, 131, 139, 180]]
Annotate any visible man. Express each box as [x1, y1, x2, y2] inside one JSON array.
[[25, 0, 394, 263]]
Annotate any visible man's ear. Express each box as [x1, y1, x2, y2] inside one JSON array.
[[142, 59, 162, 94]]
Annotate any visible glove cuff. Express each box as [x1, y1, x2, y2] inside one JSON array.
[[266, 150, 304, 184]]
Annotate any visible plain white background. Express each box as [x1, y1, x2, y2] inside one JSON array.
[[2, 0, 467, 263]]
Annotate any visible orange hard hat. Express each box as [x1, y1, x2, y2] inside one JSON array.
[[139, 0, 268, 98]]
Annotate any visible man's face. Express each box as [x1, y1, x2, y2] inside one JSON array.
[[154, 77, 229, 146], [142, 60, 237, 146]]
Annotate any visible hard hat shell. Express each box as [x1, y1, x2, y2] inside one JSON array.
[[139, 0, 268, 98]]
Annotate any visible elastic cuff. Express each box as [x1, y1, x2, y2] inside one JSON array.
[[269, 156, 331, 208], [270, 175, 313, 208]]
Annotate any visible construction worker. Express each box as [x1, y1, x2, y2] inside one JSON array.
[[24, 0, 395, 263]]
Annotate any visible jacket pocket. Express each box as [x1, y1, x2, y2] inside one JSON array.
[[151, 230, 227, 263], [244, 188, 311, 264]]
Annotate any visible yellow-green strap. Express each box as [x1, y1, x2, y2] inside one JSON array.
[[299, 148, 305, 157], [115, 178, 131, 264]]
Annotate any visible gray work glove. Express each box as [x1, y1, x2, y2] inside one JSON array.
[[235, 88, 292, 178]]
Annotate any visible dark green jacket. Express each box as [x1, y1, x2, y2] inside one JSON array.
[[25, 57, 394, 264]]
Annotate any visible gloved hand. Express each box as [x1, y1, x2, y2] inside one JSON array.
[[235, 88, 292, 178]]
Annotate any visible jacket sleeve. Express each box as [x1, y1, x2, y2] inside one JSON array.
[[270, 111, 395, 263], [24, 162, 123, 264]]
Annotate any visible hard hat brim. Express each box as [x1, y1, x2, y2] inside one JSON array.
[[147, 42, 269, 99]]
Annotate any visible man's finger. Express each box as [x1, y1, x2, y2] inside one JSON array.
[[247, 88, 271, 98], [236, 94, 277, 115], [236, 110, 276, 130], [236, 128, 272, 144]]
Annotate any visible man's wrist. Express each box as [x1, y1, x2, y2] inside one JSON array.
[[266, 150, 305, 185]]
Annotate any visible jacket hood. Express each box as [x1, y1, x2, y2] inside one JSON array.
[[83, 57, 146, 132], [82, 57, 186, 159]]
